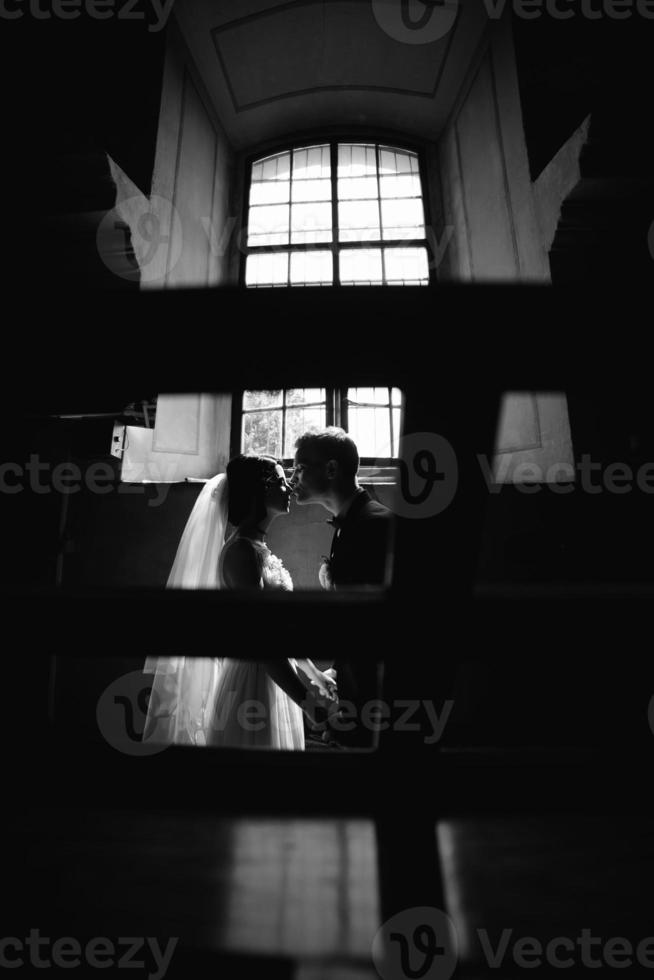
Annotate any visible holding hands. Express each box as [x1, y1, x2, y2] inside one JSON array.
[[311, 666, 338, 702], [296, 662, 342, 730]]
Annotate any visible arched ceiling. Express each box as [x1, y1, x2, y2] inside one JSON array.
[[173, 0, 490, 151]]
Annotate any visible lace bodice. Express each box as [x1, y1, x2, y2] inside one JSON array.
[[220, 536, 293, 590], [250, 540, 293, 590]]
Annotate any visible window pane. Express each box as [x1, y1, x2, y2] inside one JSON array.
[[245, 252, 289, 287], [338, 144, 377, 177], [260, 152, 291, 181], [381, 198, 425, 240], [293, 145, 330, 180], [348, 387, 391, 405], [286, 388, 326, 406], [384, 247, 429, 284], [339, 249, 383, 285], [392, 407, 402, 456], [347, 406, 392, 458], [289, 250, 333, 285], [344, 390, 403, 455], [250, 180, 290, 206], [338, 201, 381, 242], [243, 410, 283, 457], [243, 390, 283, 410], [338, 176, 378, 200], [247, 204, 289, 247], [379, 174, 422, 199], [291, 203, 333, 244], [292, 178, 331, 203], [284, 406, 328, 456], [379, 148, 416, 174]]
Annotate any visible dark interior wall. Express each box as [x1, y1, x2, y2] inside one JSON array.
[[512, 7, 651, 179], [21, 12, 166, 193], [476, 392, 654, 586], [3, 418, 200, 591], [456, 389, 654, 750], [65, 481, 201, 589], [5, 9, 167, 293]]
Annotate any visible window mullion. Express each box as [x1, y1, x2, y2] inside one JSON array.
[[287, 151, 294, 285], [330, 142, 339, 285], [340, 389, 349, 432], [375, 144, 386, 285], [232, 391, 244, 459], [281, 390, 287, 458], [326, 388, 335, 427]]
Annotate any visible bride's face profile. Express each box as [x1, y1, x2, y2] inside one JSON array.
[[263, 463, 293, 517]]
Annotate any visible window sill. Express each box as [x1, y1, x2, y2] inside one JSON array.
[[282, 463, 398, 485]]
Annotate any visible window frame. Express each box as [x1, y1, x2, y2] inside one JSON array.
[[238, 133, 434, 288], [230, 387, 405, 476]]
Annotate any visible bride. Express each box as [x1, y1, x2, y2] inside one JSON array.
[[142, 454, 338, 750]]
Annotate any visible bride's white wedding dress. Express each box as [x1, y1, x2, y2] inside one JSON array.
[[142, 476, 305, 751], [206, 537, 305, 750]]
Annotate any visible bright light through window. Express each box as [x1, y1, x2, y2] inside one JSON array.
[[240, 387, 403, 460], [245, 143, 429, 287]]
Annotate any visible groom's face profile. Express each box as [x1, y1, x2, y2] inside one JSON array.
[[291, 450, 330, 505]]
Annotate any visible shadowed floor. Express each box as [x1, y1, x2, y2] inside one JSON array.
[[8, 803, 654, 977]]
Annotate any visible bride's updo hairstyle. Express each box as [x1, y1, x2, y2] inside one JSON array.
[[226, 453, 281, 526]]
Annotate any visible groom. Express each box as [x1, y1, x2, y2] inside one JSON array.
[[291, 427, 393, 747]]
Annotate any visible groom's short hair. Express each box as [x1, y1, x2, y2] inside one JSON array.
[[295, 427, 359, 478]]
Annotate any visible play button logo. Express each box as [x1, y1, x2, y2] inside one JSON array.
[[372, 906, 459, 980], [372, 0, 459, 45]]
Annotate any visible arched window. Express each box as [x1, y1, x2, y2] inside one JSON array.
[[243, 141, 430, 287]]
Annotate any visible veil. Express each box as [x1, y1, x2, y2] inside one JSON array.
[[142, 473, 229, 746]]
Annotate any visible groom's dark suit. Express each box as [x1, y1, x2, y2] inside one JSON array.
[[327, 488, 393, 748], [328, 488, 393, 589]]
